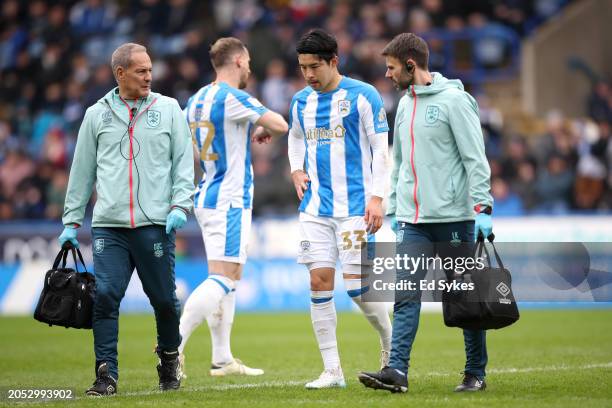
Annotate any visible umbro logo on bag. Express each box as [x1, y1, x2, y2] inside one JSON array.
[[496, 282, 512, 304], [496, 282, 510, 297]]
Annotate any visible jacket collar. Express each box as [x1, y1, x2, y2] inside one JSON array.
[[100, 87, 158, 125]]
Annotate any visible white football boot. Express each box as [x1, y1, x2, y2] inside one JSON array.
[[209, 358, 264, 376], [305, 367, 346, 389]]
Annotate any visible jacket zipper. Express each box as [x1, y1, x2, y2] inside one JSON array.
[[120, 99, 136, 228], [409, 86, 419, 223], [119, 97, 158, 228]]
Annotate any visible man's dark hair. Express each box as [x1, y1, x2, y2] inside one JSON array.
[[382, 33, 429, 70], [209, 37, 247, 69], [296, 29, 338, 63]]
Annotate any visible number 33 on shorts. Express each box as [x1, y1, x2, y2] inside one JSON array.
[[340, 230, 367, 250]]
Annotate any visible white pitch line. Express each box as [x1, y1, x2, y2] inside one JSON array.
[[487, 362, 612, 375], [114, 380, 306, 398], [73, 362, 612, 400], [411, 361, 612, 378]]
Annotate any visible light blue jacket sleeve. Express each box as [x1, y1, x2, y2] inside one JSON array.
[[448, 93, 493, 209], [62, 108, 98, 226], [170, 100, 195, 213]]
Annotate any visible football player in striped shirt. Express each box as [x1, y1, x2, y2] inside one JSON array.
[[179, 37, 288, 378], [288, 29, 392, 389]]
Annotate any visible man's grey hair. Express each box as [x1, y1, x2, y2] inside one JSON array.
[[111, 43, 147, 79]]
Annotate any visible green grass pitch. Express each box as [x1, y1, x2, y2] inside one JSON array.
[[1, 309, 611, 407]]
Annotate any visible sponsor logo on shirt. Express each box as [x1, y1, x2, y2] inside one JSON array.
[[378, 107, 386, 124], [306, 125, 346, 145]]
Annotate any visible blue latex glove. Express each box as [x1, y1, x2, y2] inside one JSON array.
[[166, 208, 187, 234], [390, 215, 399, 234], [58, 226, 79, 248], [475, 213, 493, 241]]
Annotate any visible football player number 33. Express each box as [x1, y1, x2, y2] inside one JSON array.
[[190, 121, 219, 161], [341, 230, 367, 250]]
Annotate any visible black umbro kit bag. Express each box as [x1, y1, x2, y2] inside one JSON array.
[[442, 234, 520, 330], [34, 243, 96, 329]]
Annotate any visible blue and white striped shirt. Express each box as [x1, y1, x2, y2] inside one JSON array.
[[184, 82, 268, 210], [289, 76, 389, 217]]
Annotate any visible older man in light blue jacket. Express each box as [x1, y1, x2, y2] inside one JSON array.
[[59, 43, 194, 396]]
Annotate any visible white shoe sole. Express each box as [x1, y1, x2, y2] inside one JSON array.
[[209, 366, 264, 376], [305, 379, 346, 389]]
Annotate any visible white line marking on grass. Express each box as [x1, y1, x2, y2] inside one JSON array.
[[115, 380, 306, 398], [487, 362, 612, 375], [73, 362, 612, 399], [413, 362, 612, 377]]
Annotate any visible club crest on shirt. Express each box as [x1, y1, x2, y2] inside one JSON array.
[[147, 110, 161, 127], [101, 110, 112, 125], [425, 105, 440, 124], [338, 100, 351, 117], [194, 106, 203, 121]]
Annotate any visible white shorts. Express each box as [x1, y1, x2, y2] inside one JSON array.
[[195, 207, 251, 264], [297, 212, 373, 267]]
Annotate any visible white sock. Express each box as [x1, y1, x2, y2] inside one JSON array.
[[344, 278, 392, 352], [207, 287, 236, 366], [310, 290, 340, 371], [179, 274, 235, 354]]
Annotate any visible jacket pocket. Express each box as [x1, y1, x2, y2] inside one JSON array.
[[93, 200, 130, 224], [132, 199, 169, 226]]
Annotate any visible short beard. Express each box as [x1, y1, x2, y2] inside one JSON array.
[[397, 68, 414, 90]]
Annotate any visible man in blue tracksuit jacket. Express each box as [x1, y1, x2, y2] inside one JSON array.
[[358, 33, 494, 393]]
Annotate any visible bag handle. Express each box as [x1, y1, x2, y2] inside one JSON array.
[[52, 243, 88, 273], [476, 233, 505, 270], [69, 246, 88, 273], [52, 248, 66, 270]]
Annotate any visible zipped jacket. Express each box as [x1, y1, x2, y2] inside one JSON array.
[[63, 87, 194, 228], [387, 73, 493, 223]]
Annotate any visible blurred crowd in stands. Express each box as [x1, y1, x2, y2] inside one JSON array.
[[1, 0, 610, 221]]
